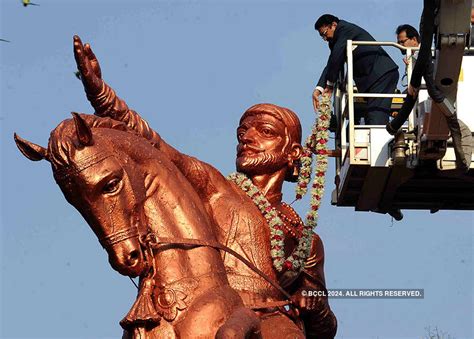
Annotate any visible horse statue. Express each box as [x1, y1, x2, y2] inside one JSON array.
[[15, 113, 262, 338]]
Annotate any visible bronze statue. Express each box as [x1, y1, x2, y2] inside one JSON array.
[[14, 35, 337, 338]]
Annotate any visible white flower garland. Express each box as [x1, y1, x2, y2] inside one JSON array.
[[227, 172, 312, 273], [295, 94, 331, 228]]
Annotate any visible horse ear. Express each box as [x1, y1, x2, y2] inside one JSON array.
[[71, 112, 93, 146], [14, 133, 48, 161]]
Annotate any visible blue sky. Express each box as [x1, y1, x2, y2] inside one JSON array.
[[1, 1, 473, 338]]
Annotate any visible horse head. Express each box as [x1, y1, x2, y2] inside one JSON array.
[[15, 113, 150, 278]]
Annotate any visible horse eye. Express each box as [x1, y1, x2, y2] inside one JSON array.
[[102, 178, 121, 194]]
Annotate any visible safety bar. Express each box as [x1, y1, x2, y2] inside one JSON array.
[[352, 93, 406, 98], [340, 40, 417, 164]]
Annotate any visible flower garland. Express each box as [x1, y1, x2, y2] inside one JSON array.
[[295, 94, 331, 229], [227, 172, 312, 273]]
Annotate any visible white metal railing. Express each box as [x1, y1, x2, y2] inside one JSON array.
[[338, 40, 418, 164]]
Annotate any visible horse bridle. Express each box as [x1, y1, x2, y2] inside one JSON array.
[[98, 224, 156, 282], [99, 227, 140, 249]]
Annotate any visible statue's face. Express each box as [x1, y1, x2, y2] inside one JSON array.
[[236, 113, 290, 176]]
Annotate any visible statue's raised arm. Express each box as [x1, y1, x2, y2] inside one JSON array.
[[73, 35, 229, 200], [73, 35, 164, 150]]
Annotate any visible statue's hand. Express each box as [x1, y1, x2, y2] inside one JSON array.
[[73, 35, 103, 96], [291, 289, 325, 313]]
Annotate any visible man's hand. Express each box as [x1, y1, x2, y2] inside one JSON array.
[[73, 35, 103, 97], [312, 88, 322, 112], [323, 86, 333, 98], [403, 57, 409, 65], [407, 84, 419, 98]]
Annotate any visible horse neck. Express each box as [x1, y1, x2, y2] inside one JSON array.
[[143, 163, 215, 240], [141, 160, 227, 289]]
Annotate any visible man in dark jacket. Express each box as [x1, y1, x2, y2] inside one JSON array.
[[313, 14, 399, 125]]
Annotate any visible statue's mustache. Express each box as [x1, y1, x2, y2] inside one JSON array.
[[237, 151, 287, 168], [237, 144, 264, 157]]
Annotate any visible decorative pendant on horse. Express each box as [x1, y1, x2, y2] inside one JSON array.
[[154, 278, 198, 321]]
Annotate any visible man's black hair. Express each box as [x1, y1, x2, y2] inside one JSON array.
[[314, 14, 340, 30], [395, 24, 420, 42]]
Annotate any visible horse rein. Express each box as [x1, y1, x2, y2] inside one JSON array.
[[140, 232, 294, 302], [99, 228, 294, 304]]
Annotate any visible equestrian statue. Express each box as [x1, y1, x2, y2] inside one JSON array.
[[14, 35, 337, 338]]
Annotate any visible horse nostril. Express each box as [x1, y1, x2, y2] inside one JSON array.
[[127, 250, 140, 266]]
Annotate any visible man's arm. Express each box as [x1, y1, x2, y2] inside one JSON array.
[[316, 65, 328, 93], [324, 25, 353, 86], [313, 65, 329, 111]]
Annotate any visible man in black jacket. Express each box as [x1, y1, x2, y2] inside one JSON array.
[[313, 14, 399, 125]]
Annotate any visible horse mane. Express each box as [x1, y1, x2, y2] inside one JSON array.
[[48, 113, 130, 171]]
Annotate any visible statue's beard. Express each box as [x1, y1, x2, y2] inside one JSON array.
[[236, 151, 288, 176]]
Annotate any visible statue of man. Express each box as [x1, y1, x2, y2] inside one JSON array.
[[74, 35, 337, 338]]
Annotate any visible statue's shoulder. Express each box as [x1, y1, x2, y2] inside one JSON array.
[[308, 232, 325, 263], [176, 155, 225, 189]]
